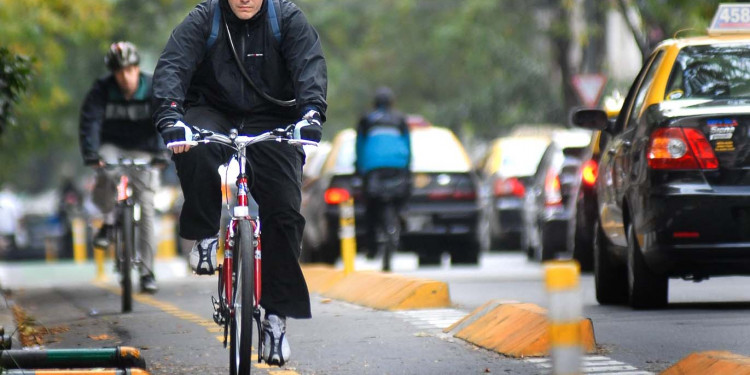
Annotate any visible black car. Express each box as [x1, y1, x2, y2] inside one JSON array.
[[300, 125, 486, 266], [572, 34, 750, 308], [522, 129, 591, 262]]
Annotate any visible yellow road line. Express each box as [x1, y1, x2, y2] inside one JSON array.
[[92, 280, 298, 374]]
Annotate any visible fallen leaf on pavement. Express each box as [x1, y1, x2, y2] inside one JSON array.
[[88, 334, 114, 341]]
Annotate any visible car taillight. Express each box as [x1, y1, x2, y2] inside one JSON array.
[[324, 187, 350, 205], [544, 171, 562, 206], [493, 177, 525, 197], [648, 128, 718, 170], [581, 159, 597, 186]]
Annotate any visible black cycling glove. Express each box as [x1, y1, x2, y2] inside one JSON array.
[[159, 121, 196, 147], [293, 110, 323, 142]]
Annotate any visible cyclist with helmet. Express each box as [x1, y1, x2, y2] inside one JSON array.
[[79, 41, 168, 294], [152, 0, 327, 366], [355, 87, 412, 261]]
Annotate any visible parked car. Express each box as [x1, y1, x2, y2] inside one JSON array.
[[476, 135, 554, 249], [522, 129, 591, 262], [572, 21, 750, 308], [566, 99, 621, 272], [402, 125, 486, 265], [300, 125, 486, 265]]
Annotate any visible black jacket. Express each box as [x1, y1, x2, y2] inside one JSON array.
[[152, 0, 328, 131], [79, 72, 166, 162]]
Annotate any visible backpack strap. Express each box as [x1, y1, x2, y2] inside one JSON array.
[[268, 0, 282, 44], [206, 0, 221, 51]]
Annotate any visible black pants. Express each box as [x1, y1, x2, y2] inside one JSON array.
[[173, 106, 311, 319]]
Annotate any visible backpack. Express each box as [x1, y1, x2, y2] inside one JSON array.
[[206, 0, 282, 51]]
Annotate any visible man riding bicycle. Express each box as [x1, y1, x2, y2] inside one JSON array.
[[355, 87, 412, 260], [79, 41, 168, 294], [152, 0, 326, 366]]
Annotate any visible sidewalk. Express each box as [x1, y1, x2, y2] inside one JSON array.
[[0, 256, 190, 351], [0, 257, 190, 290]]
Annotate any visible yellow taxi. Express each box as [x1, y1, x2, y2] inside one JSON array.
[[572, 4, 750, 309]]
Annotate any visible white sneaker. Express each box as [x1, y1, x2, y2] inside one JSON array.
[[189, 236, 218, 275], [262, 314, 290, 366]]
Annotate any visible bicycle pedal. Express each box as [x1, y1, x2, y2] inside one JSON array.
[[211, 296, 227, 326]]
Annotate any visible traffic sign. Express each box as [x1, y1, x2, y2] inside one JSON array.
[[571, 74, 607, 108]]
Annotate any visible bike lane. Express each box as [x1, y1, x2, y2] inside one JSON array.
[[6, 269, 541, 374]]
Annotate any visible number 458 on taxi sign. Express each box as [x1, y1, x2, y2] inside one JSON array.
[[710, 3, 750, 34]]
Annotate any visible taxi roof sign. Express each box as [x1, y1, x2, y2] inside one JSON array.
[[709, 3, 750, 35]]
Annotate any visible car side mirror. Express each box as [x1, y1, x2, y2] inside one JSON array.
[[570, 109, 609, 131]]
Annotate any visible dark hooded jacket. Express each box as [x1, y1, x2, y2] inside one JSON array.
[[152, 0, 327, 131], [79, 72, 166, 162]]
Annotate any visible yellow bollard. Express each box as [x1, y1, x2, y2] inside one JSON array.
[[156, 214, 177, 259], [72, 217, 87, 264], [94, 247, 107, 281], [44, 237, 58, 263], [545, 260, 582, 375], [339, 198, 356, 275]]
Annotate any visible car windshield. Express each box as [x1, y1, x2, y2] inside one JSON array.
[[496, 139, 549, 177], [411, 127, 471, 172], [665, 44, 750, 101]]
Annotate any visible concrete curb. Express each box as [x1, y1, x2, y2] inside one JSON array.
[[301, 265, 346, 294], [301, 265, 451, 310], [661, 351, 750, 375], [443, 300, 596, 358]]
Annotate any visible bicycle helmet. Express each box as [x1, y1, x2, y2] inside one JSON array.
[[374, 86, 395, 109], [105, 41, 140, 71]]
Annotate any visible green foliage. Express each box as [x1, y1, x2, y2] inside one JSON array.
[[302, 0, 563, 139], [0, 0, 114, 190], [0, 47, 32, 136]]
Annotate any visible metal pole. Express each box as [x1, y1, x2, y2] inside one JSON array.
[[4, 369, 150, 375], [545, 260, 582, 375], [339, 198, 356, 275], [0, 346, 146, 369]]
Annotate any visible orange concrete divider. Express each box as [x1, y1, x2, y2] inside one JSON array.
[[661, 351, 750, 375], [301, 265, 346, 294], [442, 300, 596, 358], [311, 269, 450, 310]]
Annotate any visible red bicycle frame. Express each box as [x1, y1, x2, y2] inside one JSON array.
[[221, 174, 262, 317]]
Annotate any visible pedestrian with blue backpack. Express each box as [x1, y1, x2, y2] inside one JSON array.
[[152, 0, 327, 366]]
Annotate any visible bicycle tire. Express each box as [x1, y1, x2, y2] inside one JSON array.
[[382, 203, 399, 272], [119, 204, 134, 313], [230, 220, 255, 375]]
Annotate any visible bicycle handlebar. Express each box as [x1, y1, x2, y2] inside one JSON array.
[[166, 126, 318, 150], [102, 159, 155, 169]]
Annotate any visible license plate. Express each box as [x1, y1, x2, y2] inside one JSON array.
[[406, 215, 430, 232]]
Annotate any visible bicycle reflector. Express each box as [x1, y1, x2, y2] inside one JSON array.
[[324, 187, 350, 205]]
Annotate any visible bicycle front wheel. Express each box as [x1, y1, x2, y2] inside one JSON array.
[[382, 203, 400, 272], [230, 220, 255, 375], [118, 205, 134, 313]]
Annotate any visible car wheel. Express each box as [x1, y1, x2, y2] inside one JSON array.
[[418, 251, 442, 267], [540, 222, 564, 261], [451, 238, 480, 265], [593, 220, 628, 305], [572, 221, 594, 272], [627, 225, 668, 309]]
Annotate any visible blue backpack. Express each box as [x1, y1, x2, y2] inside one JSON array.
[[206, 0, 282, 51]]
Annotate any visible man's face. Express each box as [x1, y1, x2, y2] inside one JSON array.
[[114, 65, 140, 99], [228, 0, 263, 20]]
